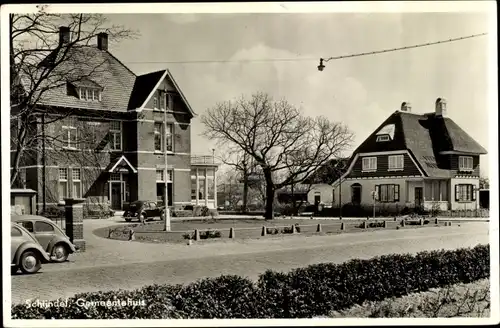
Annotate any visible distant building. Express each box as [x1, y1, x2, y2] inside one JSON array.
[[331, 99, 487, 211]]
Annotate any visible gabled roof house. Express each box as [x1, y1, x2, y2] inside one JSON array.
[[332, 99, 487, 211], [12, 27, 218, 213]]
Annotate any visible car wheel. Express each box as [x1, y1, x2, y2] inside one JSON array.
[[51, 243, 69, 263], [11, 266, 18, 275], [138, 213, 147, 223], [19, 250, 42, 274]]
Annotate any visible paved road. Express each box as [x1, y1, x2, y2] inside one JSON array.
[[11, 220, 488, 305]]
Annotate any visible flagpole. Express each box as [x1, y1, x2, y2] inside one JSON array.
[[163, 91, 171, 231]]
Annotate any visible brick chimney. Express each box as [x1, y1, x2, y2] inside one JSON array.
[[97, 32, 108, 51], [59, 26, 70, 45], [435, 98, 447, 117], [400, 102, 411, 112]]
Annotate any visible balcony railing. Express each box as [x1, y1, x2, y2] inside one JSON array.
[[191, 155, 218, 165]]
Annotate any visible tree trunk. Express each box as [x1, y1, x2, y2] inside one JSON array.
[[263, 169, 275, 220], [242, 169, 249, 213], [291, 184, 297, 216]]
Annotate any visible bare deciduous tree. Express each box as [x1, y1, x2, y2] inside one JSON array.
[[10, 7, 137, 187], [202, 92, 354, 220]]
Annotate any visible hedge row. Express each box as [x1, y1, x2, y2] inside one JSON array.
[[12, 244, 489, 319]]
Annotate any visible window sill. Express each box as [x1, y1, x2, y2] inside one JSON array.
[[110, 149, 122, 152], [388, 168, 404, 172], [153, 108, 166, 112], [63, 147, 79, 152], [154, 151, 174, 155], [362, 169, 377, 173], [458, 169, 474, 173]]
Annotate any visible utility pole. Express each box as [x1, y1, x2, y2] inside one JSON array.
[[42, 113, 46, 212], [163, 91, 171, 231]]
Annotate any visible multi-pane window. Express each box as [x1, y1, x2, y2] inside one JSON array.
[[154, 123, 163, 152], [154, 123, 173, 152], [199, 178, 206, 200], [72, 168, 82, 198], [455, 184, 476, 202], [156, 169, 173, 182], [109, 121, 122, 151], [375, 184, 400, 202], [58, 168, 68, 200], [159, 90, 166, 110], [362, 157, 377, 171], [156, 169, 164, 182], [78, 87, 101, 102], [388, 155, 404, 170], [458, 156, 473, 171], [62, 125, 77, 149], [153, 93, 158, 109], [166, 123, 173, 152], [109, 173, 121, 181], [376, 135, 390, 142]]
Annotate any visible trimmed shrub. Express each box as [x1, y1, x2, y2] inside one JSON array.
[[12, 244, 489, 319], [172, 210, 193, 217], [39, 206, 65, 219], [266, 227, 280, 235], [182, 229, 222, 240]]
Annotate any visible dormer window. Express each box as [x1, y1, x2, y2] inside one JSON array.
[[78, 87, 102, 102], [376, 135, 390, 142], [69, 78, 103, 102], [458, 156, 473, 172], [376, 124, 395, 142]]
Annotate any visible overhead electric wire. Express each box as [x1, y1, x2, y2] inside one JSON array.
[[122, 32, 487, 65]]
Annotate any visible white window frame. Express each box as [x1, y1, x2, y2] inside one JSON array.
[[166, 123, 173, 152], [109, 121, 122, 151], [362, 157, 377, 172], [156, 169, 164, 182], [62, 125, 78, 149], [58, 168, 68, 201], [156, 169, 173, 182], [458, 156, 473, 172], [456, 184, 475, 202], [388, 155, 404, 171], [154, 122, 163, 152], [72, 168, 82, 198], [167, 93, 174, 110], [375, 184, 400, 202], [376, 135, 391, 142], [159, 90, 166, 110]]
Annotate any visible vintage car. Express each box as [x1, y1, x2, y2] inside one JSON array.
[[123, 200, 165, 222], [11, 222, 51, 274], [12, 215, 77, 263]]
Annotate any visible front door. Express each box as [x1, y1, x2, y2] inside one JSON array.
[[110, 182, 122, 210], [415, 187, 423, 207], [351, 184, 362, 205]]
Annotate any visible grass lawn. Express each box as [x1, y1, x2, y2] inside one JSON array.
[[326, 279, 490, 318], [93, 217, 445, 244]]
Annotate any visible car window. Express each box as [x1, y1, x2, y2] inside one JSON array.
[[149, 202, 157, 209], [11, 227, 22, 237], [35, 221, 55, 232], [20, 221, 34, 233]]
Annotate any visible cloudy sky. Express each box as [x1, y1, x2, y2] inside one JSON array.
[[103, 9, 493, 176]]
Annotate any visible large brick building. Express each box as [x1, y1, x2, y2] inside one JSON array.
[[11, 27, 218, 212]]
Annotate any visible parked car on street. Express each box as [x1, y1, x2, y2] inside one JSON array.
[[11, 222, 51, 274], [11, 215, 77, 263], [123, 200, 165, 222]]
